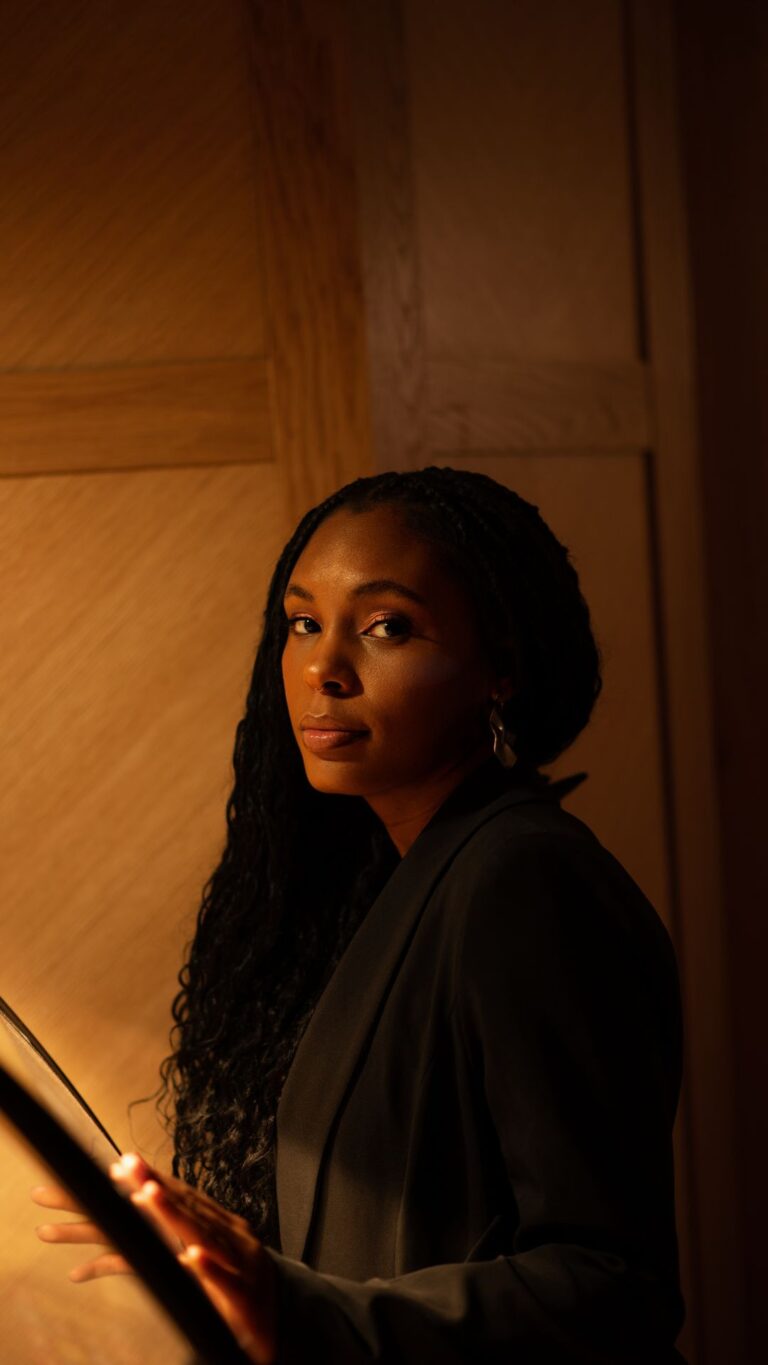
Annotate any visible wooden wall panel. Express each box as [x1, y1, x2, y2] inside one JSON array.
[[0, 0, 266, 368], [425, 357, 651, 452], [0, 463, 288, 1155], [406, 0, 638, 361]]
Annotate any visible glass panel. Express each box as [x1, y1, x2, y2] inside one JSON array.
[[0, 1108, 197, 1364], [0, 1000, 247, 1363], [0, 996, 119, 1165]]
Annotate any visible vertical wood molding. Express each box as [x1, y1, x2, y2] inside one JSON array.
[[628, 3, 746, 1361], [345, 0, 428, 471], [674, 5, 768, 1356], [246, 0, 375, 524]]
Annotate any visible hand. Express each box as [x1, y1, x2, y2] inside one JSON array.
[[113, 1153, 279, 1365], [32, 1182, 134, 1281], [32, 1155, 279, 1364]]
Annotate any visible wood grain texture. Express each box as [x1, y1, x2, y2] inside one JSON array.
[[405, 0, 638, 360], [0, 360, 273, 475], [0, 464, 288, 1163], [630, 3, 744, 1360], [0, 0, 266, 367], [247, 0, 375, 521], [426, 356, 651, 452], [346, 0, 429, 471]]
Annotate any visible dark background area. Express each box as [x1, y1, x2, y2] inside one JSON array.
[[675, 0, 768, 1355]]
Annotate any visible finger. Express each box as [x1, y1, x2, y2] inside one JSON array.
[[131, 1182, 238, 1260], [133, 1181, 257, 1261], [180, 1246, 276, 1365], [36, 1221, 111, 1246], [133, 1172, 247, 1233], [130, 1183, 188, 1254], [30, 1185, 83, 1214], [69, 1253, 133, 1283], [109, 1152, 156, 1192], [141, 1183, 260, 1271]]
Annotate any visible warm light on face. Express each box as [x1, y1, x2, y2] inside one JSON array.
[[280, 505, 496, 800]]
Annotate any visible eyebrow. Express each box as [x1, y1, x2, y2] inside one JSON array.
[[284, 578, 428, 607]]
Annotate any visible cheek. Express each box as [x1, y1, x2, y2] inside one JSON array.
[[281, 649, 298, 705], [371, 649, 479, 715]]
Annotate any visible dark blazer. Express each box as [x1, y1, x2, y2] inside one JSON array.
[[265, 756, 686, 1363]]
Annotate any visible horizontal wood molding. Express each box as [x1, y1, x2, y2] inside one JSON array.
[[0, 359, 273, 476], [424, 356, 651, 453]]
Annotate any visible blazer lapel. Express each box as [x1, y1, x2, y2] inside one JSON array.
[[275, 764, 561, 1261]]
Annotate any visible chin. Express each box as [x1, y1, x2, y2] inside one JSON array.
[[301, 756, 374, 797]]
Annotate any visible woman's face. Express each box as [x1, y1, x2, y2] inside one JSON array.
[[281, 503, 507, 800]]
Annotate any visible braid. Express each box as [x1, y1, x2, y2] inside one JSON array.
[[158, 464, 601, 1248]]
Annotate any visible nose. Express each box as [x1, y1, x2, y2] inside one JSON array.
[[302, 628, 358, 694]]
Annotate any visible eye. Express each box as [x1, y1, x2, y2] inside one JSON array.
[[365, 614, 412, 640], [286, 615, 320, 635]]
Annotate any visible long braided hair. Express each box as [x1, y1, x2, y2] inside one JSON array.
[[157, 466, 602, 1248]]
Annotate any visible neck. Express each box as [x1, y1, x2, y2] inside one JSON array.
[[363, 745, 500, 857]]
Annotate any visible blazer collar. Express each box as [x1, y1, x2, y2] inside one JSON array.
[[275, 757, 571, 1260]]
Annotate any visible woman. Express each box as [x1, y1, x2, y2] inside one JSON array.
[[35, 466, 686, 1363]]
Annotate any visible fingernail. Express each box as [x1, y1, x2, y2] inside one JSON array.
[[111, 1154, 147, 1193], [131, 1181, 161, 1207]]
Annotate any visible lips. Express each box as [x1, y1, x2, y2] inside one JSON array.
[[299, 718, 369, 754]]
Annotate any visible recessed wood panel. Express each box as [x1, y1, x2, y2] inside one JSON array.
[[426, 357, 650, 452], [432, 451, 670, 924], [0, 464, 288, 1156], [406, 0, 638, 360], [0, 0, 265, 367]]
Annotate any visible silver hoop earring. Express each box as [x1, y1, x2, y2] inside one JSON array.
[[489, 700, 517, 768]]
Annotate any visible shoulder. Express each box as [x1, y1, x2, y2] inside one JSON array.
[[437, 802, 682, 1086], [439, 798, 679, 996], [443, 795, 627, 906]]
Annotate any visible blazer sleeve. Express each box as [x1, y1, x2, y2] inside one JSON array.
[[267, 830, 687, 1364]]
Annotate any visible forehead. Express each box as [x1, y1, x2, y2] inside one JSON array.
[[288, 505, 463, 602]]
